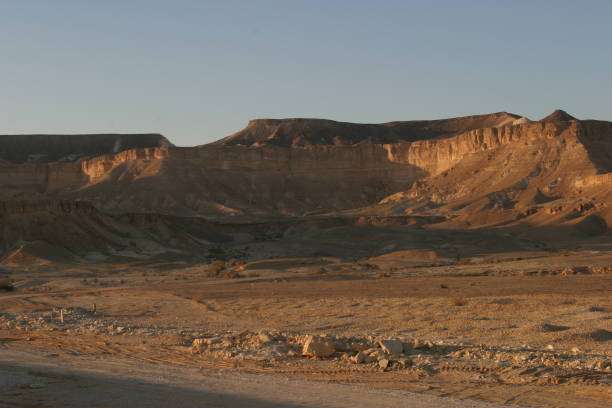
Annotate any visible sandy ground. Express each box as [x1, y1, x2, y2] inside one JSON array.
[[0, 252, 610, 407], [0, 347, 527, 408]]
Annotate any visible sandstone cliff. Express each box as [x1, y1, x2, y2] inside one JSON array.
[[0, 133, 172, 164], [0, 112, 610, 233]]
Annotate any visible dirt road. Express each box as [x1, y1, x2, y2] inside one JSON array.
[[0, 347, 526, 408]]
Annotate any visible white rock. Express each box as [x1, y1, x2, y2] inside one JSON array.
[[302, 335, 336, 358]]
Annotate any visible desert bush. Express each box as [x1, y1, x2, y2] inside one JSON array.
[[440, 284, 448, 289]]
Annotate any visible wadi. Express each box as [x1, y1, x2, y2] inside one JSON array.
[[0, 110, 610, 407]]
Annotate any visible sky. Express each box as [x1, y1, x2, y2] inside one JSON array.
[[0, 1, 611, 146]]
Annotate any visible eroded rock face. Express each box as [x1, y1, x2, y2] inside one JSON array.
[[215, 112, 523, 148], [1, 111, 611, 230], [0, 133, 172, 164]]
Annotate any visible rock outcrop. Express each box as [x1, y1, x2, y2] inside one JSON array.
[[0, 133, 172, 164], [540, 109, 577, 122], [215, 112, 523, 147], [0, 111, 610, 235]]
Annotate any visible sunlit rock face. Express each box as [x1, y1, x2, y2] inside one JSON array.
[[0, 111, 611, 231]]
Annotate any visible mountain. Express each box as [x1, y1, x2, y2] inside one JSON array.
[[214, 112, 523, 147], [540, 109, 578, 122], [0, 110, 610, 261]]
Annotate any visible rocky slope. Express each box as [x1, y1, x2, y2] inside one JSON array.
[[0, 200, 233, 266], [0, 110, 610, 237], [0, 133, 172, 164]]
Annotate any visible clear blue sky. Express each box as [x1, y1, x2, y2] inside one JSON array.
[[1, 0, 611, 145]]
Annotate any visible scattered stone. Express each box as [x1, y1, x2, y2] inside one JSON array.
[[413, 339, 426, 349], [302, 335, 336, 358], [351, 351, 367, 364], [265, 342, 293, 355], [379, 339, 403, 355], [258, 330, 276, 343], [379, 358, 390, 369], [191, 338, 206, 354]]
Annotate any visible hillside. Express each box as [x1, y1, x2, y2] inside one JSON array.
[[0, 110, 610, 237], [0, 200, 238, 266]]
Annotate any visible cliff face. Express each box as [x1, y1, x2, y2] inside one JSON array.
[[0, 113, 610, 230], [0, 133, 172, 164], [66, 144, 425, 216], [215, 112, 524, 147], [381, 118, 612, 233]]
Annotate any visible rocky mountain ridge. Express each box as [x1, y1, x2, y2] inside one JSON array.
[[215, 112, 528, 147], [0, 133, 172, 164], [0, 110, 610, 262]]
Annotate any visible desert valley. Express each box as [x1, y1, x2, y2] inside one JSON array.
[[0, 110, 611, 407]]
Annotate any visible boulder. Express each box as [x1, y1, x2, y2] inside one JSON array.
[[379, 339, 403, 355], [351, 351, 367, 364], [348, 341, 369, 352], [191, 338, 206, 354], [258, 330, 276, 343], [302, 335, 336, 358]]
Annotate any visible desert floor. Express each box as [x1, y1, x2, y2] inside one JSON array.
[[1, 250, 610, 407]]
